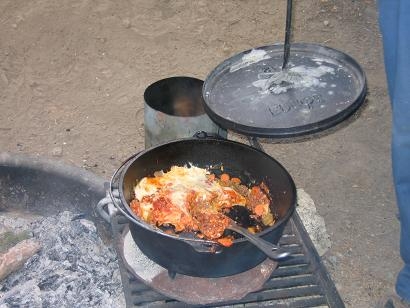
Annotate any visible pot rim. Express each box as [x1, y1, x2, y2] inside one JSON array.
[[117, 137, 297, 245]]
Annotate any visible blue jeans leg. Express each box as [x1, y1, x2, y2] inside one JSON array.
[[378, 0, 410, 302]]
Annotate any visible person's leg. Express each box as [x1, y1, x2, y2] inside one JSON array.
[[378, 0, 399, 98], [378, 0, 410, 302]]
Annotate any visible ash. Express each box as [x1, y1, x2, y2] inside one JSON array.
[[0, 211, 124, 307]]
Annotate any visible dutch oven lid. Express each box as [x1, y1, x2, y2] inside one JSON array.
[[202, 43, 367, 138]]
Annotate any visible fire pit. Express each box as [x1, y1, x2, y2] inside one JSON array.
[[0, 148, 345, 307], [0, 153, 124, 307]]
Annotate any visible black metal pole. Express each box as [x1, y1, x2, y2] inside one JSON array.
[[282, 0, 293, 70]]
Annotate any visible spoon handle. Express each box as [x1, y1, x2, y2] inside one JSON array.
[[227, 223, 290, 260]]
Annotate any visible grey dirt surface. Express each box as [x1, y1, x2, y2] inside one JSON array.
[[0, 0, 398, 307]]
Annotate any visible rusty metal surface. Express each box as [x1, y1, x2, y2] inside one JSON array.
[[117, 224, 277, 305]]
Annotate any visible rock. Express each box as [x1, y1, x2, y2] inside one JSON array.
[[222, 42, 232, 54], [328, 255, 338, 266], [122, 18, 131, 28], [296, 188, 332, 256], [323, 20, 330, 26], [51, 146, 63, 157]]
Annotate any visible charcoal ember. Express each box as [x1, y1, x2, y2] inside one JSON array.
[[1, 280, 42, 308], [37, 270, 60, 291], [46, 244, 69, 261], [0, 211, 124, 307]]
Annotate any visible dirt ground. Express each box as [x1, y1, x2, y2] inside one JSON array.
[[0, 0, 398, 307]]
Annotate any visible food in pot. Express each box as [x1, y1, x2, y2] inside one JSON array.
[[130, 165, 275, 246]]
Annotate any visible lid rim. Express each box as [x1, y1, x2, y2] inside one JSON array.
[[202, 43, 367, 138]]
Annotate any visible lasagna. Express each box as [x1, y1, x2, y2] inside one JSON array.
[[130, 165, 274, 246]]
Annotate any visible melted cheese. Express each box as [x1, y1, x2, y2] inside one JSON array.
[[135, 166, 218, 210], [132, 166, 273, 239], [134, 166, 247, 218], [134, 177, 158, 200]]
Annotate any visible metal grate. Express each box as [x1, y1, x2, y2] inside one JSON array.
[[111, 212, 345, 308]]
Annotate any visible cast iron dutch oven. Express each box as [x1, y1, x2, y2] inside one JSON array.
[[113, 137, 296, 277]]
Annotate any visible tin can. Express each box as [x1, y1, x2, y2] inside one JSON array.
[[144, 76, 227, 148]]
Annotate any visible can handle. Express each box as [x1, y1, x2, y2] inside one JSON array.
[[193, 131, 225, 140]]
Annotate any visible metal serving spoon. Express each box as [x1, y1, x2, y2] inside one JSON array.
[[224, 206, 291, 260]]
